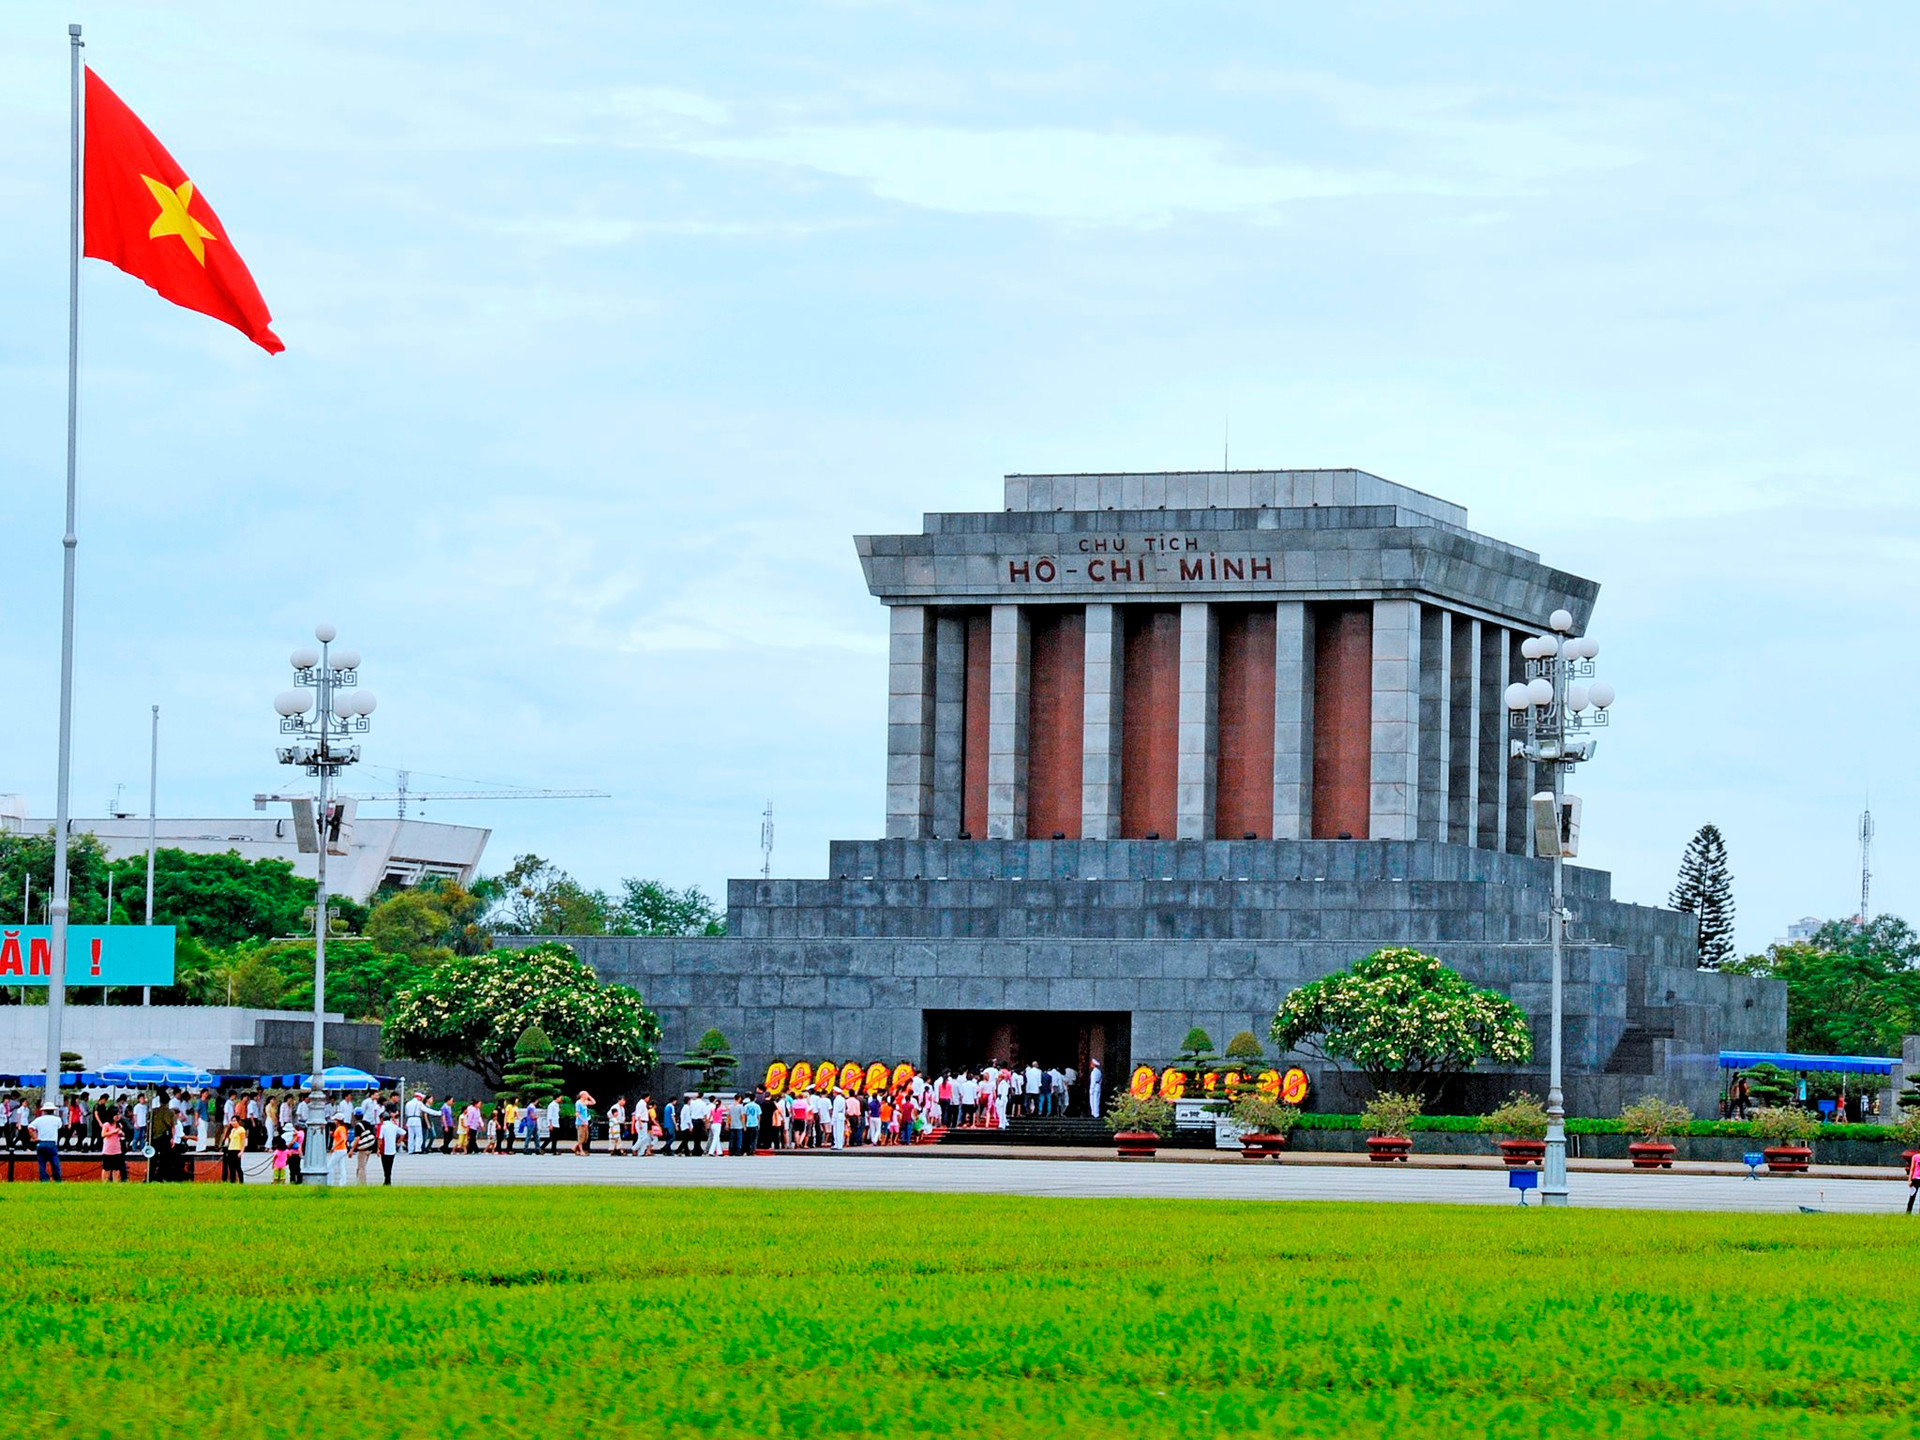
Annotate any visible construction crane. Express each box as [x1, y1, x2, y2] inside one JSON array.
[[256, 767, 609, 820], [362, 769, 609, 819]]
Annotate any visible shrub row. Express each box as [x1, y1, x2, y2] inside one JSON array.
[[1291, 1112, 1909, 1140]]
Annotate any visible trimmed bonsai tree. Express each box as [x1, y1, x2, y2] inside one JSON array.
[[497, 1024, 566, 1101], [1270, 947, 1532, 1101], [1483, 1091, 1549, 1141], [678, 1028, 739, 1092]]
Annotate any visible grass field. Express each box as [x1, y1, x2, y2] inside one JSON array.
[[3, 1187, 1915, 1439]]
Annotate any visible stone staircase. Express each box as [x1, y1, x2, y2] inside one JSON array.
[[938, 1116, 1113, 1147]]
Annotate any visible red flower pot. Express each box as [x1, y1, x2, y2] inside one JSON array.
[[1496, 1139, 1545, 1168], [1113, 1131, 1161, 1159], [1627, 1141, 1677, 1170], [1763, 1145, 1812, 1174], [1239, 1133, 1287, 1161], [1366, 1135, 1412, 1163]]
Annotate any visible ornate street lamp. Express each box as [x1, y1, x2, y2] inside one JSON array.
[[1504, 608, 1617, 1207], [273, 623, 375, 1184]]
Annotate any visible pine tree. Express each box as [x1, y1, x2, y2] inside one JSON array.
[[1669, 824, 1735, 970], [498, 1024, 566, 1102]]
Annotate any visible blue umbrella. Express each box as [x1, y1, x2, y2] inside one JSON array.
[[301, 1066, 381, 1091], [99, 1055, 220, 1087]]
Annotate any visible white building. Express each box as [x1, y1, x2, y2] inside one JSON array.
[[3, 805, 488, 903]]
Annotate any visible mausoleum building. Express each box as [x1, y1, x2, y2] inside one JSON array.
[[557, 469, 1783, 1116]]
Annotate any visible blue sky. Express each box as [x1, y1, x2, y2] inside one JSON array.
[[0, 4, 1912, 953]]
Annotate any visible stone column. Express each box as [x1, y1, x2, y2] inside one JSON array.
[[1477, 623, 1509, 852], [884, 604, 935, 839], [930, 613, 967, 840], [985, 604, 1030, 840], [1504, 629, 1530, 853], [1449, 617, 1480, 846], [1176, 602, 1218, 839], [1369, 599, 1421, 841], [1418, 607, 1450, 842], [1081, 603, 1123, 839], [1272, 601, 1313, 839]]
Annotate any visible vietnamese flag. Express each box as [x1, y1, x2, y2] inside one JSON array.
[[82, 68, 283, 354]]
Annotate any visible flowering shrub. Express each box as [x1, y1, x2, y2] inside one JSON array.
[[1270, 947, 1532, 1096], [382, 941, 660, 1089]]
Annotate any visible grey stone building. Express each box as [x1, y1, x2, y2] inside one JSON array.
[[555, 469, 1782, 1116]]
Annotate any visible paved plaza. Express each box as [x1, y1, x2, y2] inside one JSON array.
[[373, 1150, 1911, 1214]]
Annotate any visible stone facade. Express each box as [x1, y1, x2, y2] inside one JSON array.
[[540, 469, 1785, 1119]]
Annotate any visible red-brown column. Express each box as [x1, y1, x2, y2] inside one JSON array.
[[961, 611, 991, 839], [1025, 607, 1086, 838], [1120, 607, 1180, 838], [1311, 604, 1373, 839], [1215, 605, 1277, 839]]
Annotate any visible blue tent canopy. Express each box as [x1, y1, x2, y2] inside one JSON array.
[[303, 1066, 381, 1091], [7, 1071, 103, 1088], [99, 1054, 220, 1087], [1719, 1050, 1899, 1076]]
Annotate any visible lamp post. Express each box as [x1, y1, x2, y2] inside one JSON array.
[[1503, 607, 1617, 1207], [273, 623, 376, 1185]]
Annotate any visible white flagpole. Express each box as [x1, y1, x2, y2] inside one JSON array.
[[144, 703, 157, 1004], [46, 21, 85, 1108]]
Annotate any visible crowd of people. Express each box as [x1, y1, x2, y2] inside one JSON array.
[[0, 1055, 1109, 1179]]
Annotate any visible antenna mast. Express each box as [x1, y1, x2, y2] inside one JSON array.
[[1859, 804, 1874, 923], [761, 800, 774, 881]]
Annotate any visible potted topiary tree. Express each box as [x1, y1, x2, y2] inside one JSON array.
[[1619, 1095, 1692, 1169], [1229, 1095, 1300, 1160], [1361, 1090, 1422, 1163], [1106, 1094, 1174, 1159], [1749, 1105, 1820, 1173], [1483, 1092, 1548, 1167]]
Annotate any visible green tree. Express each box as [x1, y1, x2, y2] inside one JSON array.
[[1725, 916, 1920, 1055], [366, 881, 491, 963], [498, 1024, 567, 1100], [488, 855, 615, 936], [0, 830, 113, 925], [382, 941, 659, 1090], [1270, 946, 1534, 1099], [1669, 824, 1735, 969], [614, 879, 726, 936]]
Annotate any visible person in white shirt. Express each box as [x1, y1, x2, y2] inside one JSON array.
[[1088, 1060, 1104, 1120], [544, 1097, 562, 1155], [377, 1111, 403, 1185], [29, 1104, 63, 1182], [404, 1094, 425, 1155], [1024, 1063, 1042, 1118]]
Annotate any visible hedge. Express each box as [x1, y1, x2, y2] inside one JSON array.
[[1290, 1112, 1913, 1141]]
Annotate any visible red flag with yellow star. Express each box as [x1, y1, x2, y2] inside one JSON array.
[[82, 68, 283, 354]]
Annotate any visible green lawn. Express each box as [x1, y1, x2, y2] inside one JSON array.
[[2, 1187, 1914, 1438]]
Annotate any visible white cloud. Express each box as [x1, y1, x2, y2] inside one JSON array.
[[677, 124, 1415, 225]]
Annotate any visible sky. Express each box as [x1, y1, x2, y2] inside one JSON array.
[[0, 3, 1913, 955]]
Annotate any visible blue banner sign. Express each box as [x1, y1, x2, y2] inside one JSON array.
[[0, 926, 176, 985]]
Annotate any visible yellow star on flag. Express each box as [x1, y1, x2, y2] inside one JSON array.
[[141, 173, 216, 265]]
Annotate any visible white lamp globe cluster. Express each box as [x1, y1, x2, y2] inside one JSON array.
[[1504, 612, 1615, 718]]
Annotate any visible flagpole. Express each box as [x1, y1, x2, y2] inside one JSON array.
[[46, 21, 85, 1110]]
